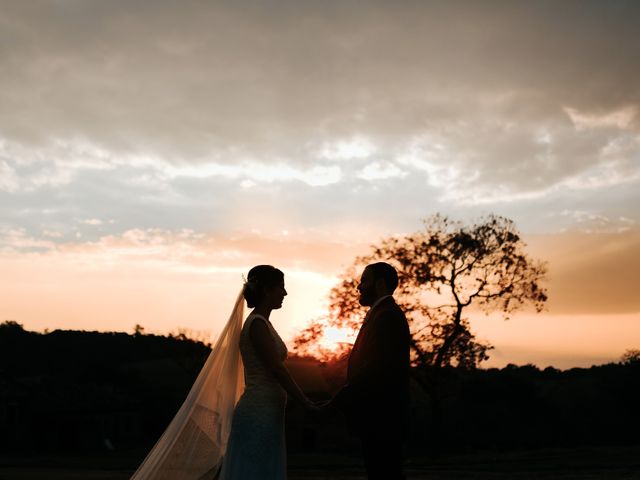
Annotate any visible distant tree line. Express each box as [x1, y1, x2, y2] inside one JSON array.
[[0, 321, 211, 453], [1, 322, 639, 456]]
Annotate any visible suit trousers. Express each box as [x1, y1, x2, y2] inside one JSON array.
[[358, 420, 405, 480]]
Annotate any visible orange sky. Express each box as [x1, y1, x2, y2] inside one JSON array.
[[2, 228, 638, 369]]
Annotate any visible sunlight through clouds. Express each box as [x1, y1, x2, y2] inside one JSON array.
[[163, 161, 343, 186], [564, 105, 637, 131], [320, 136, 376, 160], [358, 161, 407, 181]]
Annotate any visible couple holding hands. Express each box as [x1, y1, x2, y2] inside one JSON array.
[[132, 262, 410, 480], [220, 263, 410, 480]]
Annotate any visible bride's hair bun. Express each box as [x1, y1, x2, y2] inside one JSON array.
[[243, 265, 284, 308]]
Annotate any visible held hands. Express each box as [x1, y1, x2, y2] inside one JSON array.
[[302, 386, 347, 414], [319, 386, 348, 413], [302, 398, 333, 414], [310, 398, 338, 414], [316, 399, 334, 413], [305, 401, 322, 414]]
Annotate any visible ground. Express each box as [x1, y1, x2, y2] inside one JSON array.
[[1, 446, 639, 479]]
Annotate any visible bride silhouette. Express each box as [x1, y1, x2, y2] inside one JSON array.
[[130, 265, 317, 480]]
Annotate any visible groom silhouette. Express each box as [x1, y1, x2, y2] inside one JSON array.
[[331, 262, 410, 480]]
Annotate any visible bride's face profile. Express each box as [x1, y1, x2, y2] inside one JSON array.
[[264, 280, 287, 310]]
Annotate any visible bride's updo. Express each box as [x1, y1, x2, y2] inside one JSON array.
[[243, 265, 284, 308]]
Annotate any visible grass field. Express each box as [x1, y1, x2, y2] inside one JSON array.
[[1, 445, 638, 479]]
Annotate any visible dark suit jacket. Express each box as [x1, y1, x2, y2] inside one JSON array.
[[336, 296, 410, 435]]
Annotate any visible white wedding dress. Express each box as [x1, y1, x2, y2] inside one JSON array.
[[129, 294, 289, 480], [219, 313, 289, 480]]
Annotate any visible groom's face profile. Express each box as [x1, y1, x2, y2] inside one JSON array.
[[357, 267, 378, 307]]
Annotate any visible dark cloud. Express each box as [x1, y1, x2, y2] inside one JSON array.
[[2, 2, 639, 139], [1, 0, 639, 225]]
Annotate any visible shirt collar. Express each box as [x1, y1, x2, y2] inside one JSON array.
[[369, 294, 393, 312]]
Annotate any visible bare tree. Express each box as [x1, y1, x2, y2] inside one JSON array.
[[294, 214, 548, 369]]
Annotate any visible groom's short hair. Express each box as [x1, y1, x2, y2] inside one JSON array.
[[367, 262, 399, 293]]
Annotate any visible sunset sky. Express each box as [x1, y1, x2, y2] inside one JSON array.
[[1, 1, 639, 368]]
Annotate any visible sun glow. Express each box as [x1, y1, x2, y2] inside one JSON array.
[[319, 326, 357, 350], [295, 324, 359, 361]]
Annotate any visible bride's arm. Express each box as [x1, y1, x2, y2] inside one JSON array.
[[250, 319, 315, 408]]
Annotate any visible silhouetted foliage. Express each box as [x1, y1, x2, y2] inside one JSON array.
[[0, 323, 211, 452], [1, 324, 639, 455], [0, 320, 27, 336], [621, 348, 640, 365], [292, 319, 354, 361], [295, 214, 548, 369]]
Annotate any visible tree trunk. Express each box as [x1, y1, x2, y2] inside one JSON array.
[[433, 305, 463, 368]]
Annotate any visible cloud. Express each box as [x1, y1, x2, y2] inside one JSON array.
[[556, 210, 637, 233], [162, 161, 343, 186], [0, 226, 56, 253], [0, 160, 19, 192], [3, 224, 638, 317], [0, 226, 370, 275], [358, 161, 407, 181], [1, 0, 638, 201], [320, 137, 376, 161], [0, 227, 369, 335], [565, 106, 637, 131]]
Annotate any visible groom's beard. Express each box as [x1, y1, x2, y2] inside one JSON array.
[[358, 289, 375, 307]]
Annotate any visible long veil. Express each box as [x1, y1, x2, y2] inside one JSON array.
[[130, 290, 245, 480]]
